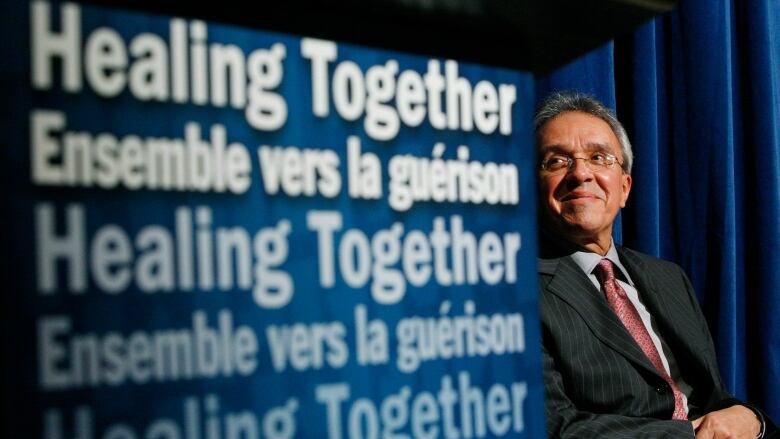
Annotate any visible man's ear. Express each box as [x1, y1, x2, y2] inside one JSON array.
[[620, 173, 632, 208]]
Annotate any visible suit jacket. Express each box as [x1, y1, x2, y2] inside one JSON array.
[[539, 243, 775, 438]]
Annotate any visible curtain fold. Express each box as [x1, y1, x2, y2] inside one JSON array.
[[535, 0, 780, 421]]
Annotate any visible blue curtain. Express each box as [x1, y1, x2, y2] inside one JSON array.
[[535, 0, 780, 422]]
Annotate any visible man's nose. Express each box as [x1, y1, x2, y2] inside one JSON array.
[[565, 157, 594, 182]]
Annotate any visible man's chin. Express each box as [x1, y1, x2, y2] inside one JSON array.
[[540, 208, 606, 237], [548, 218, 603, 240]]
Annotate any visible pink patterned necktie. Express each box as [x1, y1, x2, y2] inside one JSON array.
[[595, 259, 688, 420]]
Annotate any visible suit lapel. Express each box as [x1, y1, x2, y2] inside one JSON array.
[[540, 255, 665, 379], [617, 248, 702, 369]]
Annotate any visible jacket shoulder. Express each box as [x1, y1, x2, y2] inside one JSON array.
[[617, 246, 685, 275]]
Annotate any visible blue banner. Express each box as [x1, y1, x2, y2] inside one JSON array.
[[1, 1, 545, 437]]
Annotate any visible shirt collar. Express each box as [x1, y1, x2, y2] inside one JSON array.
[[569, 240, 635, 285]]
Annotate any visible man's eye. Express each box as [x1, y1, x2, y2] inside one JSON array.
[[547, 157, 568, 166], [590, 153, 608, 162]]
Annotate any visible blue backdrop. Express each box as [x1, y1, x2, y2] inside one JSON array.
[[0, 1, 546, 437], [536, 0, 780, 422]]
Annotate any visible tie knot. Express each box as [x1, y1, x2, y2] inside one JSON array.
[[595, 259, 616, 284]]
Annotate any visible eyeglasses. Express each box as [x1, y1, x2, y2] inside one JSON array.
[[540, 152, 623, 173]]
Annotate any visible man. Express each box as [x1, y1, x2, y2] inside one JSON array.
[[535, 91, 776, 438]]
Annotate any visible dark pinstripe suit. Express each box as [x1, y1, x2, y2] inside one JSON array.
[[540, 244, 749, 438]]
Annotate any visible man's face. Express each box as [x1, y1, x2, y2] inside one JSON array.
[[537, 111, 632, 245]]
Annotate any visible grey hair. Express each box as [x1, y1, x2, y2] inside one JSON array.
[[534, 91, 633, 174]]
